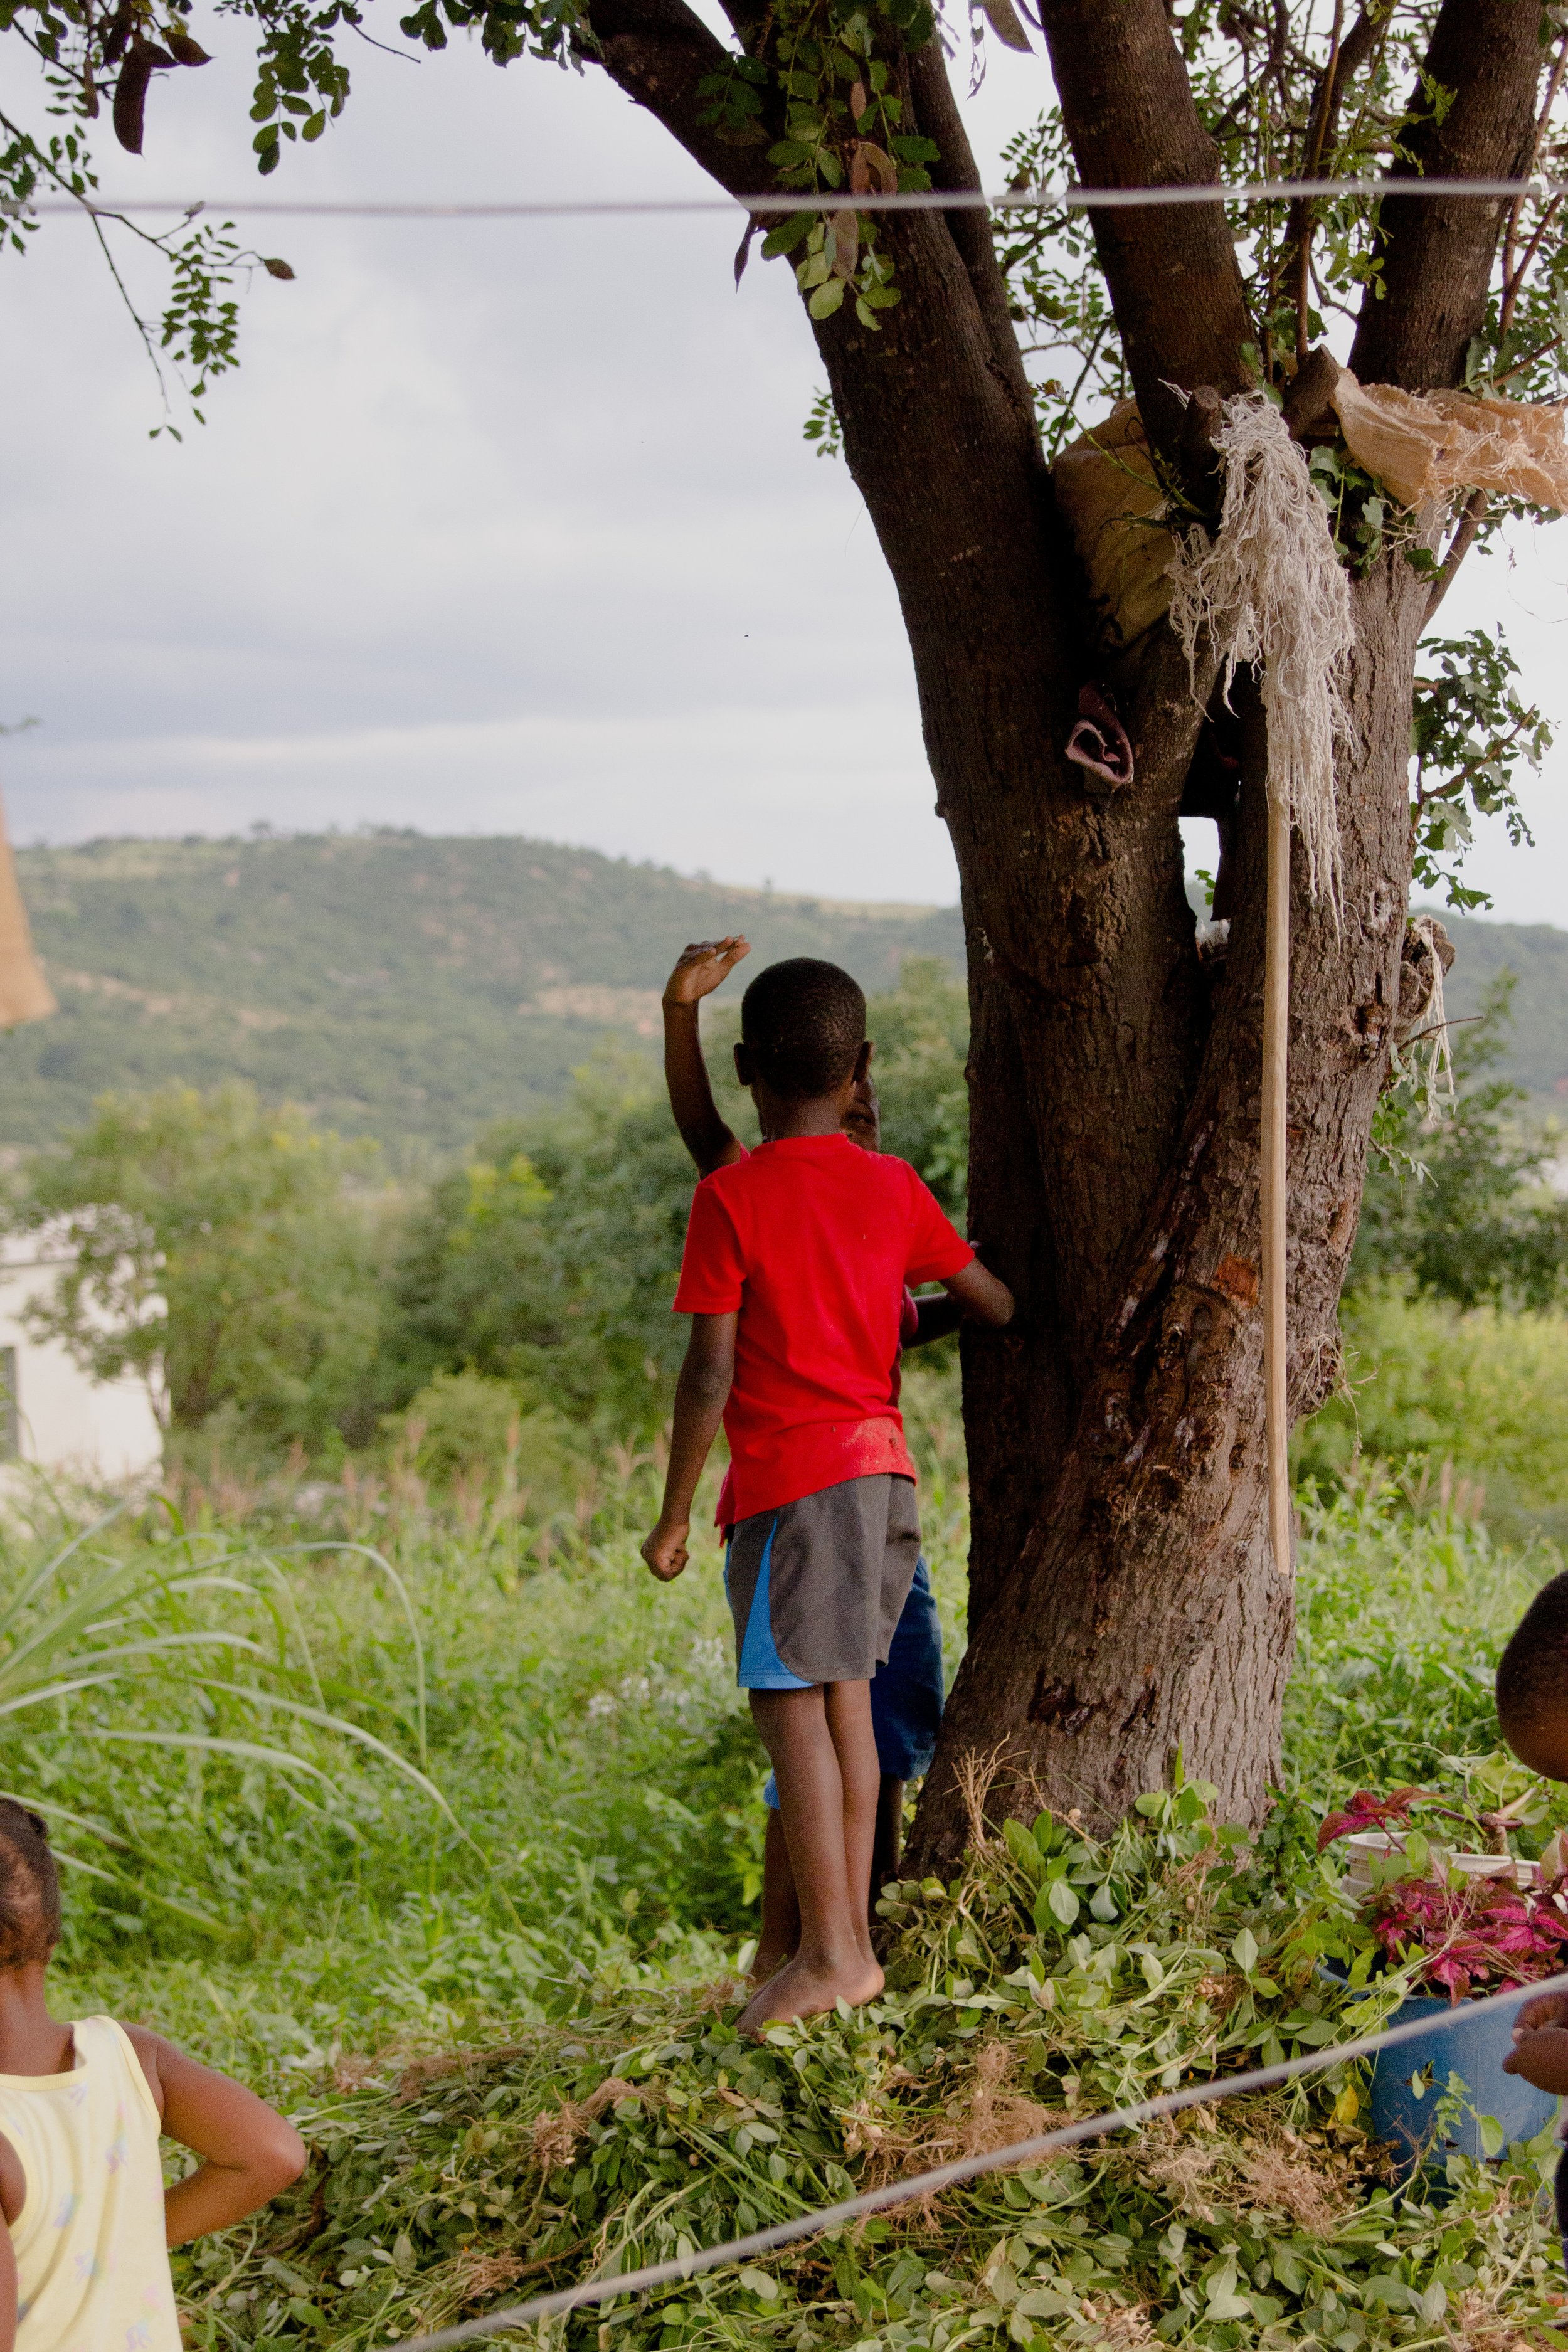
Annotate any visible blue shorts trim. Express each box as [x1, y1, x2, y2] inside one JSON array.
[[727, 1523, 811, 1692], [763, 1555, 944, 1804]]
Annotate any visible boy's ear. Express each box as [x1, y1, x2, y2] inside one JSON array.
[[853, 1039, 873, 1081], [734, 1041, 755, 1086]]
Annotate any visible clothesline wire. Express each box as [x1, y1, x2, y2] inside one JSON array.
[[6, 172, 1568, 220], [373, 1964, 1568, 2352]]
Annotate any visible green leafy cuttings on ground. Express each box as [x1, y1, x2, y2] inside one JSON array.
[[184, 1787, 1566, 2352]]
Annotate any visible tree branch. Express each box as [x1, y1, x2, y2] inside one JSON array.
[[1348, 0, 1547, 390], [903, 40, 1037, 440], [1280, 3, 1382, 362], [584, 0, 781, 199], [1424, 489, 1486, 622], [1034, 0, 1254, 468]]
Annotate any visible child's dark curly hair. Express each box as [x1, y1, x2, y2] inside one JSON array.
[[740, 958, 867, 1101], [0, 1800, 61, 1969]]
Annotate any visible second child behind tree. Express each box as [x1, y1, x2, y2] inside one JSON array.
[[642, 956, 1012, 2032]]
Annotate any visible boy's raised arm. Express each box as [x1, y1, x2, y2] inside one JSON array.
[[663, 938, 751, 1177], [642, 1311, 737, 1582]]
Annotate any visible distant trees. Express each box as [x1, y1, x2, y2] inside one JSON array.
[[12, 961, 971, 1464], [17, 1081, 387, 1452]]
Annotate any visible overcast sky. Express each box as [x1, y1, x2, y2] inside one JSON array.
[[1, 25, 1564, 920]]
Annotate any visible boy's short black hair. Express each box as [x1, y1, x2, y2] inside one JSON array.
[[1496, 1571, 1568, 1739], [0, 1799, 59, 1970], [741, 959, 867, 1101]]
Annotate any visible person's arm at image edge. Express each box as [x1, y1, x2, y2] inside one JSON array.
[[642, 1312, 737, 1580], [0, 2141, 17, 2352], [1502, 1991, 1568, 2094], [126, 2026, 306, 2244], [663, 941, 749, 1177]]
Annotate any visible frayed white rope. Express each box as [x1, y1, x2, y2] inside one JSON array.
[[1411, 917, 1457, 1128], [1167, 392, 1355, 915], [374, 1966, 1568, 2352]]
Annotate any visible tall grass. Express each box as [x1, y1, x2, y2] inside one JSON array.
[[1286, 1475, 1559, 1799], [1298, 1283, 1568, 1544], [4, 1360, 1552, 2109]]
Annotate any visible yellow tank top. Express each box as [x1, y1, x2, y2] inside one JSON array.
[[0, 2015, 180, 2352]]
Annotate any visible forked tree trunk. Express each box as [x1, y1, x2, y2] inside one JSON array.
[[585, 0, 1547, 1844], [916, 568, 1429, 1857]]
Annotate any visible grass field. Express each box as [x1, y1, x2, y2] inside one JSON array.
[[7, 1356, 1568, 2349], [18, 1355, 1558, 2082]]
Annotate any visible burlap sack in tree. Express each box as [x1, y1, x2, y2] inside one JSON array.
[[0, 792, 56, 1029], [1051, 400, 1176, 658], [1330, 369, 1568, 512]]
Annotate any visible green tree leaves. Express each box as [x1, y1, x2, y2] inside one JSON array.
[[1409, 630, 1550, 914]]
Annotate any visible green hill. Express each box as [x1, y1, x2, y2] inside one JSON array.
[[1, 836, 1562, 1155], [0, 833, 965, 1152]]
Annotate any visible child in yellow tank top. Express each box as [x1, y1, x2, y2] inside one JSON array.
[[0, 1801, 304, 2352]]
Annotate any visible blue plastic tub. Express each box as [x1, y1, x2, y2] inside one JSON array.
[[1365, 1988, 1560, 2176]]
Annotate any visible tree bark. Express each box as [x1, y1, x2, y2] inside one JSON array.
[[583, 0, 1547, 1843], [1350, 0, 1549, 391]]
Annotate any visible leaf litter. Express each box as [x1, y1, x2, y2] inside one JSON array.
[[177, 1779, 1568, 2352]]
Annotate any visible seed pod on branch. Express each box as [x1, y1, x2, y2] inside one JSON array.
[[979, 0, 1032, 50], [849, 140, 898, 195], [164, 29, 213, 66], [829, 209, 859, 280], [262, 255, 295, 280], [100, 3, 135, 66], [112, 33, 174, 152]]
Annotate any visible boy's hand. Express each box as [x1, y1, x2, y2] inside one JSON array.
[[664, 938, 750, 1009], [1503, 2022, 1568, 2095], [642, 1518, 691, 1581]]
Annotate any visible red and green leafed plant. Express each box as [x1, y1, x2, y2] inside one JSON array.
[[1319, 1781, 1568, 2002], [1360, 1872, 1568, 2003]]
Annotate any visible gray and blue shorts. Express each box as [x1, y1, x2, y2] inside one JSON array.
[[723, 1473, 921, 1691]]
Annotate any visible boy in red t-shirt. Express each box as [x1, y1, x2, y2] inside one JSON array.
[[642, 956, 1013, 2032], [661, 933, 961, 1986]]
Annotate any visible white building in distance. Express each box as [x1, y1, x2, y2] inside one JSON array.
[[0, 1231, 163, 1488]]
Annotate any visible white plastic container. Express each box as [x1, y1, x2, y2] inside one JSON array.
[[1342, 1830, 1536, 1897]]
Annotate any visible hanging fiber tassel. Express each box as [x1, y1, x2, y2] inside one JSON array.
[[1409, 916, 1457, 1128], [1166, 393, 1356, 1579]]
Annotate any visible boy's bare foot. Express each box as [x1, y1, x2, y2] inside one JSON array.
[[750, 1939, 791, 1986], [738, 1952, 884, 2035]]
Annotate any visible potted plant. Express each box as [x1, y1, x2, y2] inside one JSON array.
[[1314, 1764, 1568, 2173]]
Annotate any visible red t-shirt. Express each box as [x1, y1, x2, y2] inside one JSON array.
[[674, 1133, 973, 1523]]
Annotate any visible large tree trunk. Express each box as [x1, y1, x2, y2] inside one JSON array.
[[919, 566, 1428, 1852], [586, 0, 1547, 1846]]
